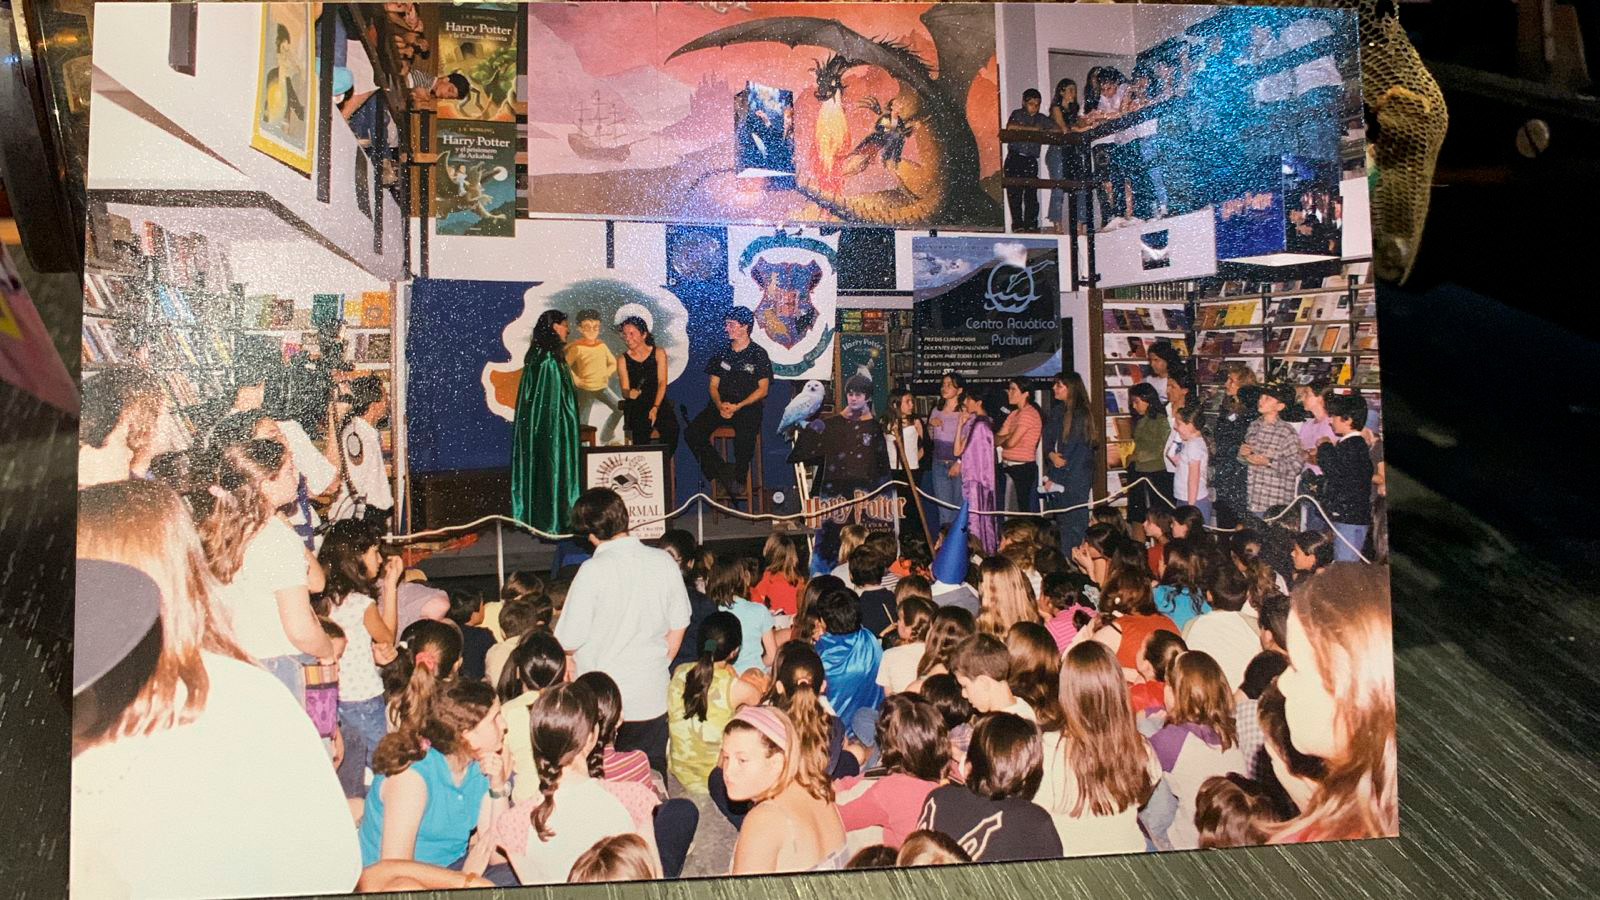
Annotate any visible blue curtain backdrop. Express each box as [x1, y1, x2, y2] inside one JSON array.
[[407, 272, 799, 510]]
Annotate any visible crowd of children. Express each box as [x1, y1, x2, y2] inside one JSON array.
[[75, 408, 1397, 894]]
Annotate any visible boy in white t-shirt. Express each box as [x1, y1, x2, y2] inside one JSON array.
[[1168, 404, 1212, 523]]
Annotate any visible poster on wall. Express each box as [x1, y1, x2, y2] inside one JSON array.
[[583, 446, 671, 539], [524, 2, 1002, 229], [728, 226, 837, 380], [912, 236, 1061, 383], [434, 121, 517, 237], [249, 3, 317, 174], [434, 4, 519, 121], [835, 308, 889, 413]]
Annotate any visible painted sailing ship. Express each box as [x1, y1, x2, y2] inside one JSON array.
[[568, 95, 642, 161]]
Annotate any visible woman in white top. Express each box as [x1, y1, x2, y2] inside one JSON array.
[[194, 439, 335, 703], [491, 682, 647, 885], [74, 480, 360, 899], [1039, 641, 1159, 856]]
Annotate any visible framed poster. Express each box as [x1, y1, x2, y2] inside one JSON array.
[[582, 444, 673, 540], [249, 3, 317, 174]]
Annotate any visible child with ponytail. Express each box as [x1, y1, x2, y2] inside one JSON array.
[[382, 619, 464, 735], [575, 671, 701, 879], [193, 439, 332, 702], [357, 679, 510, 878], [667, 611, 761, 794], [317, 519, 403, 788], [496, 630, 567, 805], [489, 682, 644, 885]]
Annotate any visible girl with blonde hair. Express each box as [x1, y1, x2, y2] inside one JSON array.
[[975, 555, 1043, 637]]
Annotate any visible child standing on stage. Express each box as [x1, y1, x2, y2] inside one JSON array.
[[565, 309, 624, 445]]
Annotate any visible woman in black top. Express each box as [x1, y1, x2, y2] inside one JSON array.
[[616, 315, 679, 457]]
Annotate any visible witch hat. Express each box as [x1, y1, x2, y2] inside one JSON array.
[[932, 499, 971, 586]]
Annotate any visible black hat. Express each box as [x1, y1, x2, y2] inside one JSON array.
[[74, 560, 162, 696], [724, 306, 755, 328], [1260, 383, 1295, 407]]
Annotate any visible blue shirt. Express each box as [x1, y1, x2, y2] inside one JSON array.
[[358, 748, 488, 867], [727, 597, 776, 675], [1153, 584, 1210, 633]]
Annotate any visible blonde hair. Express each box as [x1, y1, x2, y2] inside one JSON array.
[[835, 524, 869, 568], [76, 480, 251, 739], [975, 555, 1041, 636], [567, 833, 661, 882], [724, 706, 829, 804]]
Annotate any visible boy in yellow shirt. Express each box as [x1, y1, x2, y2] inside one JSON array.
[[564, 308, 624, 443]]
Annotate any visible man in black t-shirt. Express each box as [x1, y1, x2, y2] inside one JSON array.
[[686, 307, 772, 503]]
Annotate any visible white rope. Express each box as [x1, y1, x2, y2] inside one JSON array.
[[387, 475, 1370, 564]]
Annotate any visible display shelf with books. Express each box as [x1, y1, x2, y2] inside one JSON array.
[[1099, 282, 1192, 502]]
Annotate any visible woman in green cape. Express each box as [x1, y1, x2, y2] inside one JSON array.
[[511, 309, 580, 533]]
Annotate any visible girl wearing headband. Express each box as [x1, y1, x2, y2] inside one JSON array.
[[722, 706, 848, 873]]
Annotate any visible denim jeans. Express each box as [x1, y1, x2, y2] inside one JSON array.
[[338, 694, 388, 793], [927, 461, 962, 529], [1332, 522, 1369, 562]]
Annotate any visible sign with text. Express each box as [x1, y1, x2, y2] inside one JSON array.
[[582, 445, 672, 539], [912, 236, 1061, 383]]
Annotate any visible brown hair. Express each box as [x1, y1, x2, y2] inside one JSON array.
[[529, 682, 599, 842], [1158, 537, 1208, 617], [875, 693, 949, 781], [371, 679, 495, 777], [1257, 682, 1328, 783], [1098, 566, 1157, 619], [975, 555, 1041, 636], [567, 832, 660, 882], [1141, 629, 1187, 683], [1273, 564, 1397, 842], [1055, 641, 1153, 817], [965, 712, 1043, 801], [385, 619, 465, 731], [1196, 773, 1284, 848], [917, 605, 976, 677], [568, 488, 629, 542], [896, 829, 972, 866], [500, 570, 544, 603], [191, 439, 288, 584], [895, 593, 936, 643], [1167, 652, 1238, 751], [793, 574, 845, 644], [948, 633, 1010, 683], [573, 670, 623, 777], [1004, 622, 1064, 731], [683, 612, 741, 721], [76, 480, 251, 740], [706, 556, 753, 609], [845, 845, 898, 869], [760, 642, 834, 801], [1000, 518, 1043, 552], [760, 532, 802, 584], [81, 364, 164, 451]]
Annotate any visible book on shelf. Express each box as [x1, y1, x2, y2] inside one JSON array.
[[1354, 321, 1378, 351], [1104, 388, 1126, 415], [354, 332, 392, 363], [1108, 417, 1133, 441], [359, 291, 392, 328], [312, 294, 343, 331], [1270, 357, 1351, 386], [1221, 301, 1259, 327], [259, 296, 294, 329]]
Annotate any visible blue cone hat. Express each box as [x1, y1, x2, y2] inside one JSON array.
[[932, 500, 970, 585]]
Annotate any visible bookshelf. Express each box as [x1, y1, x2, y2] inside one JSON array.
[[1099, 282, 1191, 502], [82, 222, 245, 445], [1191, 261, 1378, 400]]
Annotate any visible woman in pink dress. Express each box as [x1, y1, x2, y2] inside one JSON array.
[[952, 390, 999, 555]]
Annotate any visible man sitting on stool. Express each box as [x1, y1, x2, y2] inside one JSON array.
[[686, 307, 771, 504]]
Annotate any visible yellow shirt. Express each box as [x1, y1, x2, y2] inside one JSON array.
[[667, 662, 737, 794], [565, 340, 616, 392]]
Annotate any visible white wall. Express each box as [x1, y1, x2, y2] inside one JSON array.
[[1085, 207, 1218, 290], [88, 3, 401, 280], [421, 216, 670, 284], [1339, 175, 1371, 260]]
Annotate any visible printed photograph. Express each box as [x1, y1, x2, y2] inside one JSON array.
[[72, 4, 1395, 898]]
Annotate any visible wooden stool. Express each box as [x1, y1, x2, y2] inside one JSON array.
[[709, 426, 763, 514], [579, 425, 597, 447], [651, 428, 676, 489]]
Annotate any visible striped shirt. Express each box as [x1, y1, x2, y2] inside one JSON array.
[[1001, 405, 1042, 463], [602, 747, 654, 789]]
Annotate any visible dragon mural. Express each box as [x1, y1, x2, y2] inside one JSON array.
[[667, 4, 1002, 229]]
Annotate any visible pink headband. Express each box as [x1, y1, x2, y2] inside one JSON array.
[[729, 704, 791, 751]]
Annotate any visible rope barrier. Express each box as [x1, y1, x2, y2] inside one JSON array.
[[387, 472, 1370, 564]]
